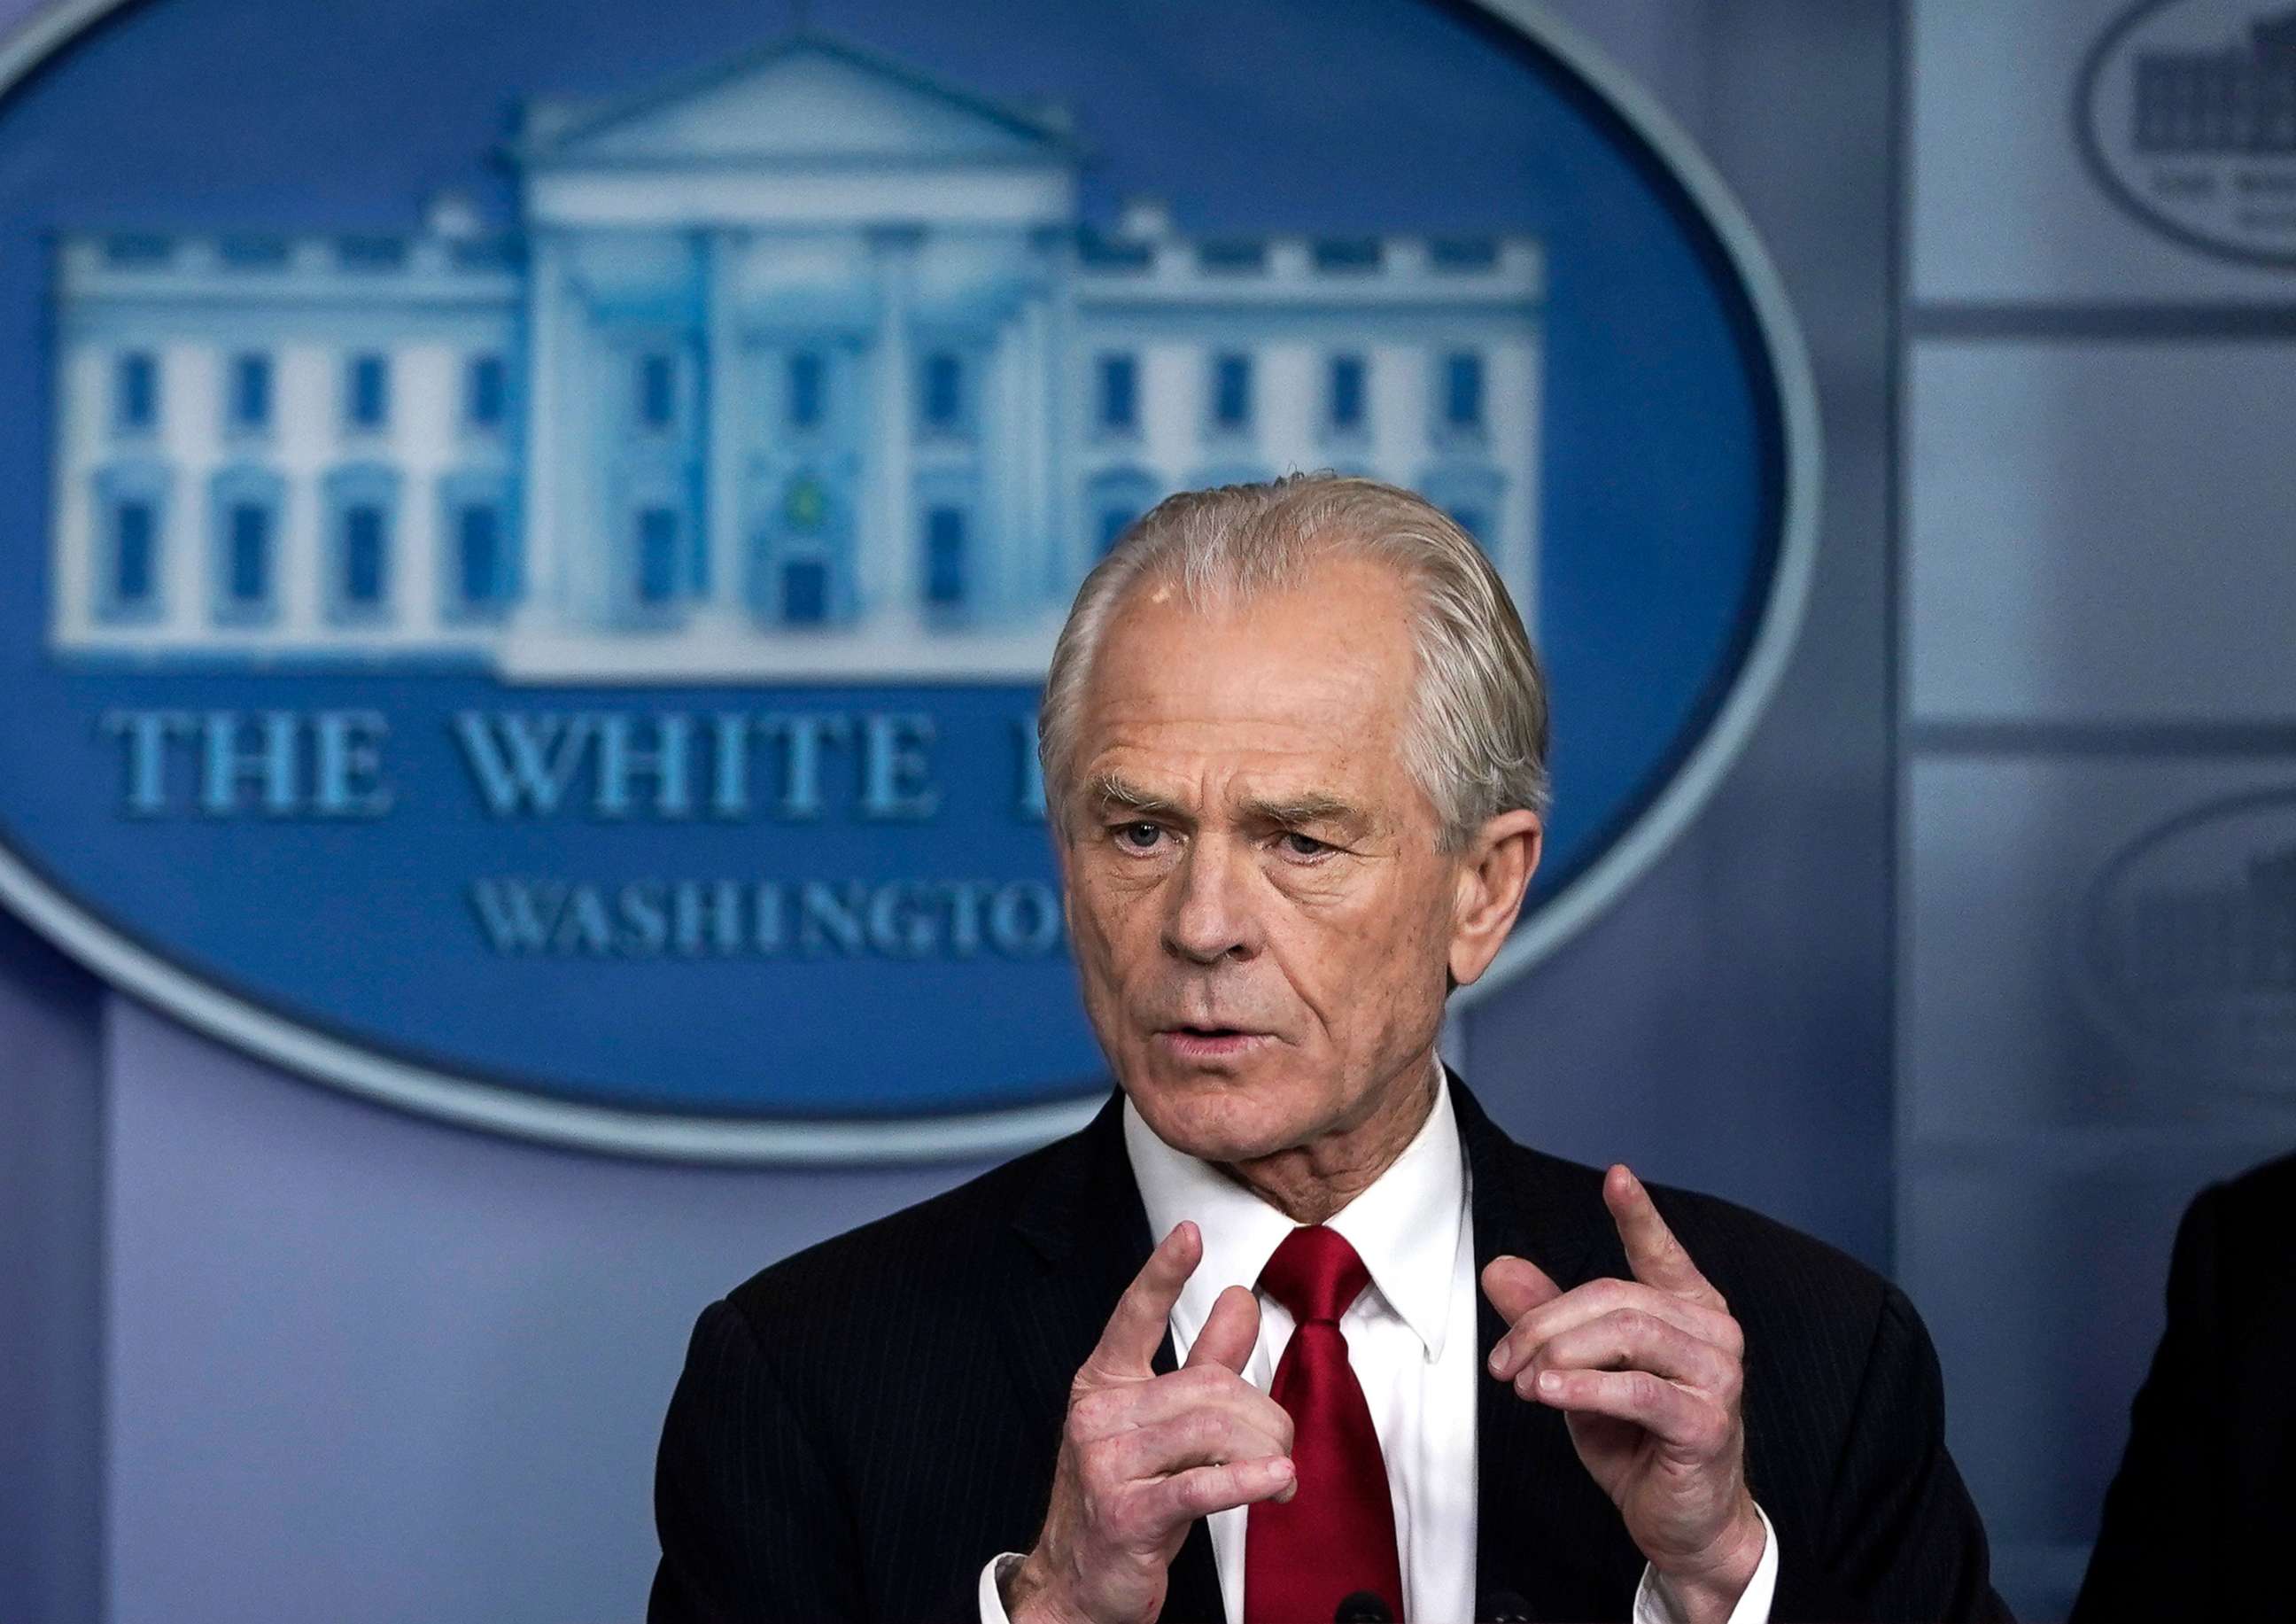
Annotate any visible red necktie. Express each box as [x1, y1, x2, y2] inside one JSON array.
[[1244, 1225, 1406, 1624]]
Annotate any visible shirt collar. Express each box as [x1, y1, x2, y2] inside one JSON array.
[[1121, 1061, 1467, 1363]]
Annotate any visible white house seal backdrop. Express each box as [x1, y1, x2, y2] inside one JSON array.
[[0, 0, 1813, 1159]]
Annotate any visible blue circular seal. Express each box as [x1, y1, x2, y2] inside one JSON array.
[[0, 0, 1816, 1160]]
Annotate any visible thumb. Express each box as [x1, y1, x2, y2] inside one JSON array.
[[1183, 1284, 1261, 1373], [1480, 1254, 1562, 1324]]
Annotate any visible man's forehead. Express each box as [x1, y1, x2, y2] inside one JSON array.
[[1080, 697, 1395, 781], [1086, 573, 1414, 723], [1086, 741, 1354, 791], [1070, 562, 1420, 804]]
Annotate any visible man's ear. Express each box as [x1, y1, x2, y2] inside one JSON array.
[[1447, 809, 1543, 989]]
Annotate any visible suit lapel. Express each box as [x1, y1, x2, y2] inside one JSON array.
[[999, 1092, 1149, 1434], [1000, 1092, 1227, 1623], [1455, 1077, 1646, 1621]]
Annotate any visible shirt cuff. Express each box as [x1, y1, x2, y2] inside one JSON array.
[[979, 1551, 1026, 1624], [1631, 1504, 1779, 1624]]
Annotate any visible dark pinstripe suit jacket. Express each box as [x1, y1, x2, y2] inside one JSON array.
[[649, 1077, 2008, 1622], [2070, 1150, 2296, 1622]]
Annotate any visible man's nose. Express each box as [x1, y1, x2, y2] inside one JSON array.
[[1161, 839, 1260, 966]]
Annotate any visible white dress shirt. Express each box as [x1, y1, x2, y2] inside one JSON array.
[[981, 1070, 1778, 1624]]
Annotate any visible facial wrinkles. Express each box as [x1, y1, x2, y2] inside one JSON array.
[[1180, 832, 1401, 1060], [1238, 1051, 1440, 1202], [1059, 563, 1472, 1181], [1082, 699, 1420, 1036], [1139, 818, 1302, 1037]]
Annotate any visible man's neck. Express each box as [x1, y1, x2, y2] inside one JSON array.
[[1217, 1053, 1444, 1224]]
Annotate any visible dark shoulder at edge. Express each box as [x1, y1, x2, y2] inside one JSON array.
[[2214, 1146, 2296, 1216], [2203, 1147, 2296, 1285], [715, 1125, 1086, 1344]]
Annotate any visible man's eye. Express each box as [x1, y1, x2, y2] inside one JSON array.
[[1279, 832, 1330, 859], [1115, 822, 1165, 851]]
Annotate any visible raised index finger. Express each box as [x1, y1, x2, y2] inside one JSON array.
[[1082, 1220, 1201, 1382], [1604, 1165, 1719, 1306]]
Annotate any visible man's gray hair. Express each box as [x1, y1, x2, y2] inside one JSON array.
[[1037, 472, 1551, 850]]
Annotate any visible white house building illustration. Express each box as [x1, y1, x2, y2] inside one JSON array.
[[47, 33, 1542, 680]]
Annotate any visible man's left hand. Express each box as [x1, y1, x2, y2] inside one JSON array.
[[1482, 1164, 1765, 1624]]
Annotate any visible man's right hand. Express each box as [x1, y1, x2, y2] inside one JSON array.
[[1004, 1221, 1297, 1624]]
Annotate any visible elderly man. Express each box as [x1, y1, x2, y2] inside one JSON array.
[[650, 475, 2005, 1624]]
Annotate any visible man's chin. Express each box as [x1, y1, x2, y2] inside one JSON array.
[[1124, 1068, 1309, 1164]]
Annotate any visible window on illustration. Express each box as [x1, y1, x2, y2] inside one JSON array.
[[225, 503, 270, 603], [458, 504, 502, 606], [637, 507, 679, 605], [789, 352, 826, 431], [1098, 354, 1137, 432], [926, 507, 966, 607], [229, 354, 271, 431], [1213, 354, 1253, 431], [113, 500, 156, 606], [347, 354, 390, 431], [467, 355, 506, 429], [116, 352, 158, 431], [342, 503, 388, 608], [639, 354, 678, 430], [923, 353, 964, 432], [1444, 352, 1485, 430], [1328, 354, 1366, 433]]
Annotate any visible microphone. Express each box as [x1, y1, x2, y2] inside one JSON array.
[[1333, 1592, 1393, 1623], [1481, 1590, 1534, 1622]]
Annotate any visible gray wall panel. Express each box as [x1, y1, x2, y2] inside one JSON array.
[[102, 999, 991, 1624], [1909, 0, 2296, 305], [1904, 754, 2296, 1141], [1898, 745, 2296, 1620], [1899, 1150, 2253, 1622], [1908, 341, 2296, 725], [1469, 0, 1896, 1267], [0, 910, 103, 1624]]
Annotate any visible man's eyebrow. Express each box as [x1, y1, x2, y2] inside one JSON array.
[[1238, 791, 1369, 834], [1084, 772, 1185, 817], [1082, 774, 1369, 835]]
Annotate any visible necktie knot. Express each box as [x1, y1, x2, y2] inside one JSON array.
[[1258, 1224, 1372, 1325]]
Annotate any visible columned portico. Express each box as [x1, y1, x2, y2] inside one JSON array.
[[1019, 295, 1054, 599], [45, 31, 1543, 682], [702, 228, 747, 622], [867, 227, 919, 621], [519, 229, 570, 628]]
